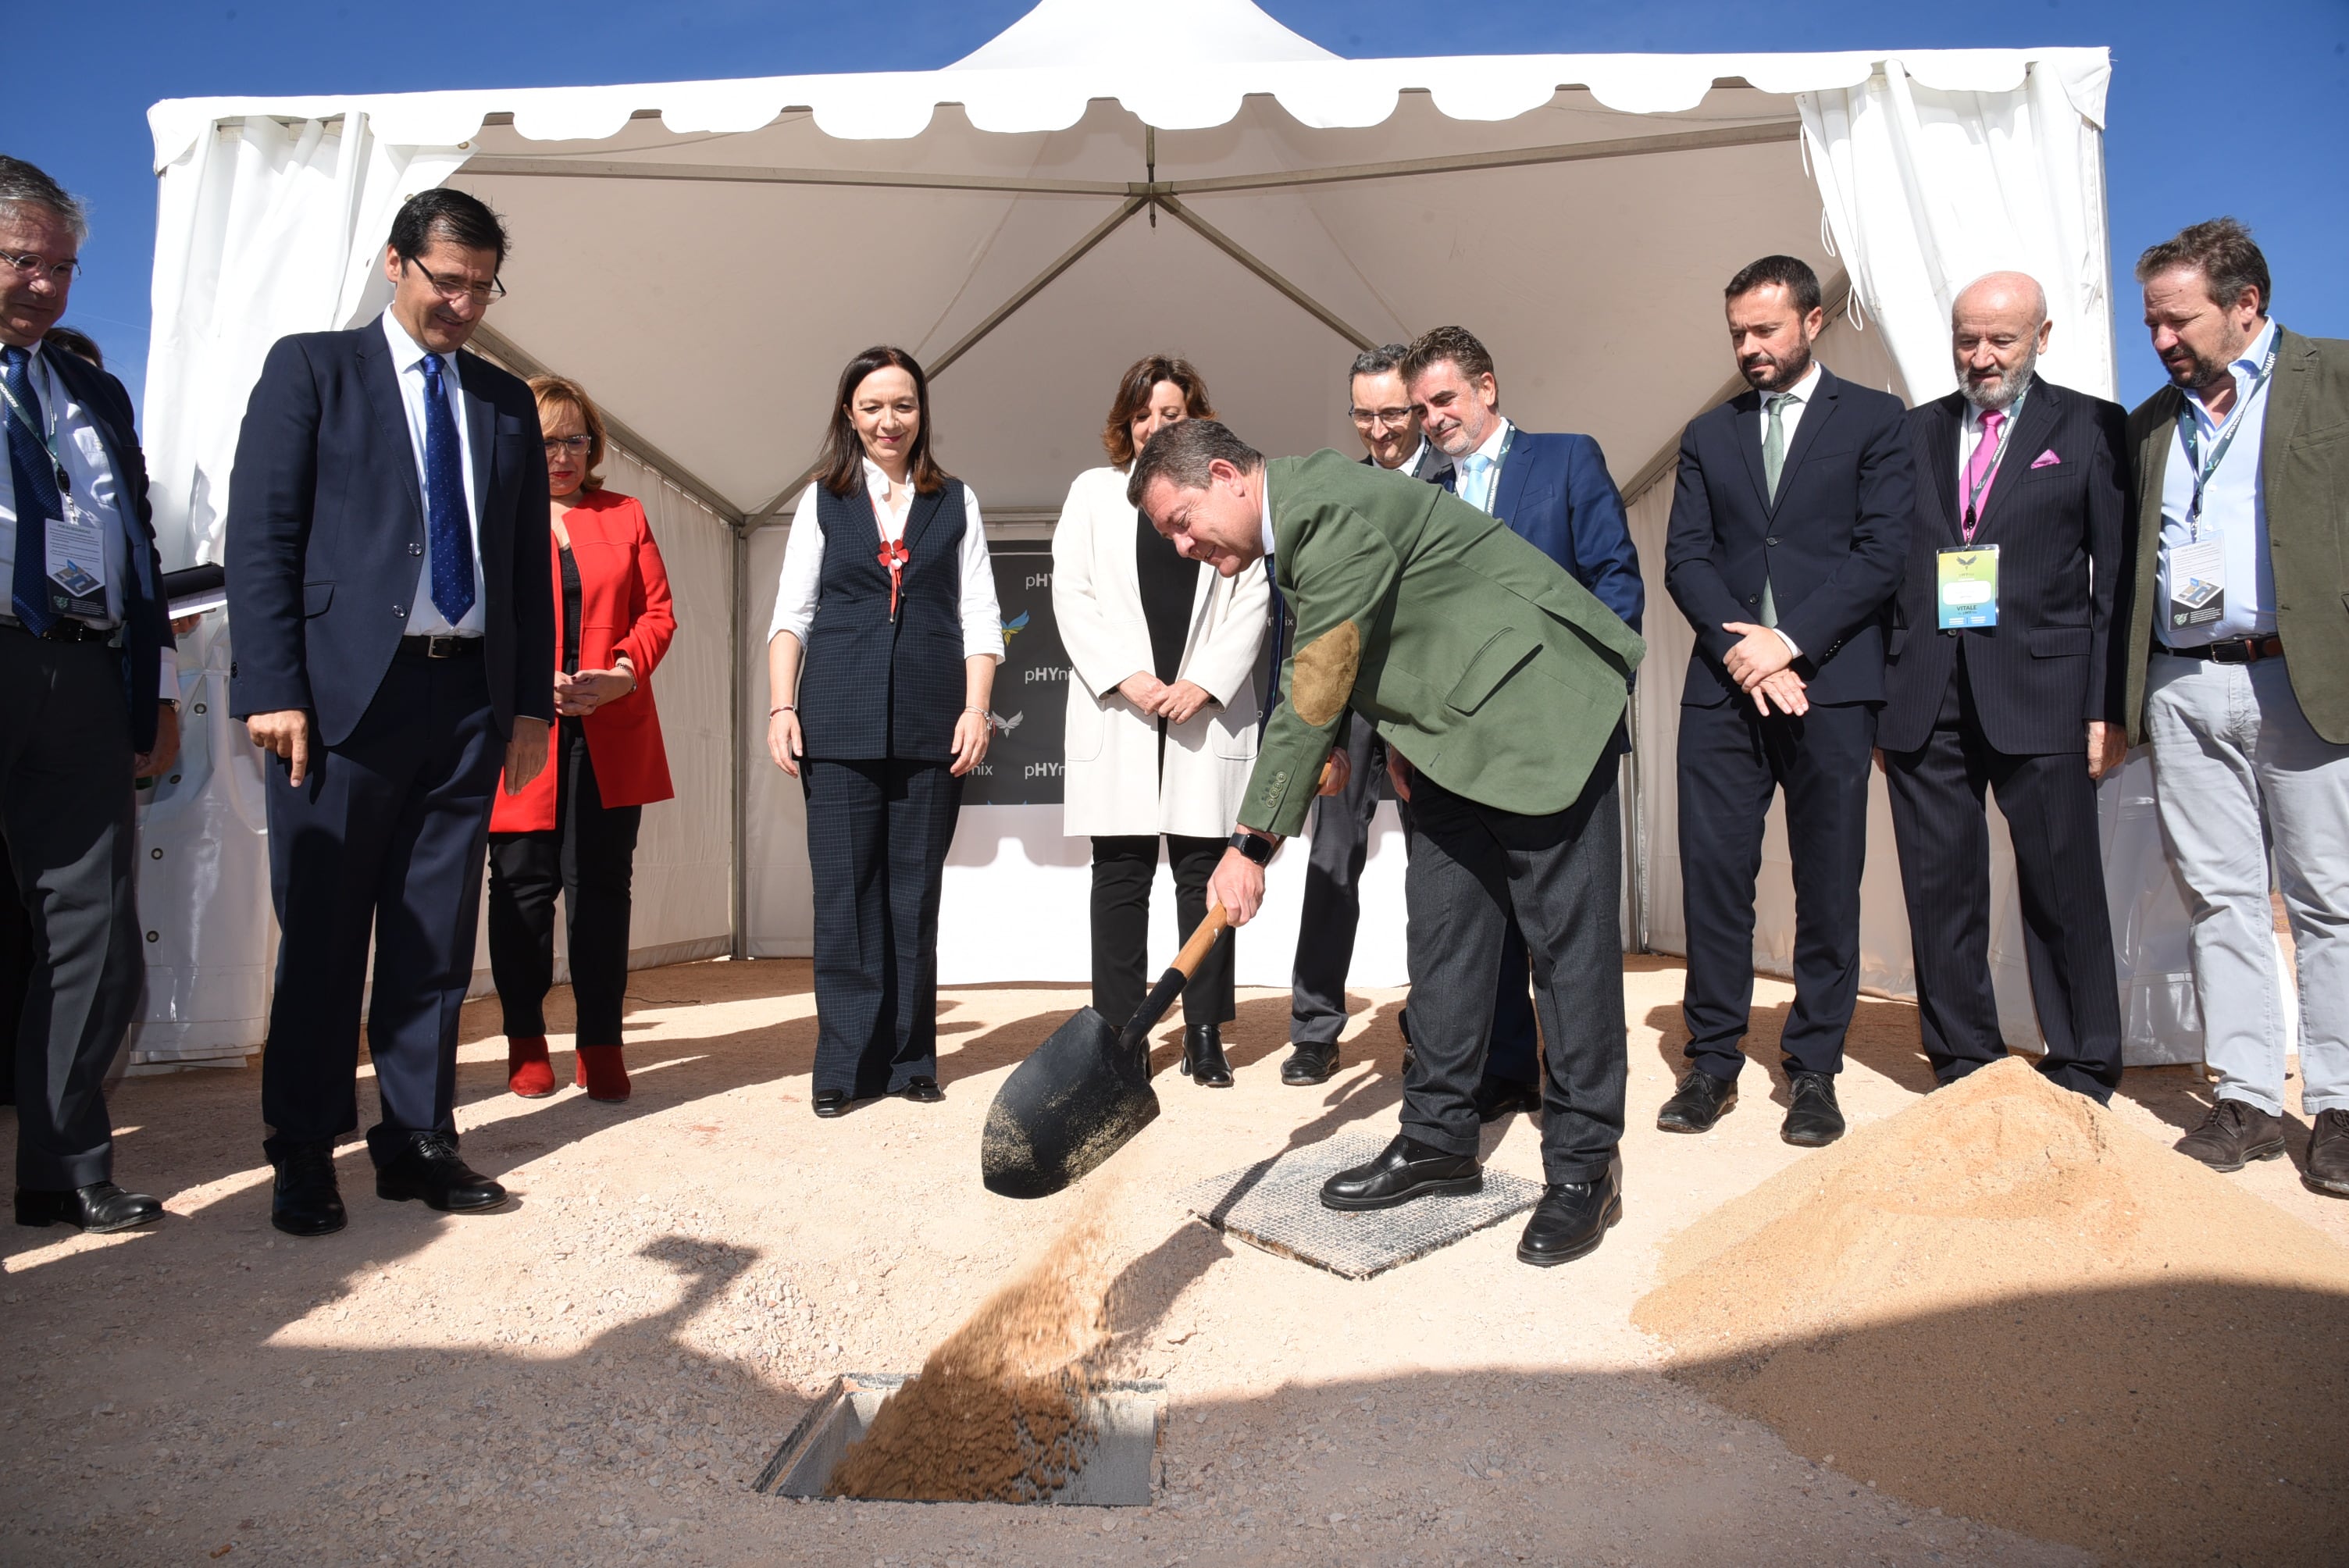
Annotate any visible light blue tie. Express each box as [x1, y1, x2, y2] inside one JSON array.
[[5, 345, 63, 633], [419, 353, 476, 625], [1460, 452, 1494, 514]]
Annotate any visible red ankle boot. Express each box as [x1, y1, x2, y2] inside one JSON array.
[[507, 1036, 555, 1098], [576, 1046, 630, 1103]]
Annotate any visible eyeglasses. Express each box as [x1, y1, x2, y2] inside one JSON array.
[[1349, 406, 1414, 429], [400, 256, 506, 303], [0, 249, 81, 286], [543, 435, 591, 454]]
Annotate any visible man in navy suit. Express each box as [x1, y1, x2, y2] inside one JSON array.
[[1398, 325, 1644, 1120], [1661, 255, 1912, 1147], [0, 156, 176, 1233], [1881, 272, 2127, 1103], [227, 188, 552, 1237]]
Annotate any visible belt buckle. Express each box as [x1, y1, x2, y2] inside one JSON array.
[[425, 634, 462, 660]]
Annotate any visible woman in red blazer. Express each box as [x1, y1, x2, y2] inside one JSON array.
[[488, 376, 676, 1103]]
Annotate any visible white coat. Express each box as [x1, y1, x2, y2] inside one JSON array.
[[1053, 465, 1269, 839]]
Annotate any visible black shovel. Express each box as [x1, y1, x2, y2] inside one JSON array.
[[981, 903, 1232, 1199]]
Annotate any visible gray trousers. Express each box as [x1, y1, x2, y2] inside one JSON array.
[[2146, 654, 2349, 1114], [0, 629, 140, 1188], [1289, 717, 1383, 1046], [1402, 761, 1625, 1184]]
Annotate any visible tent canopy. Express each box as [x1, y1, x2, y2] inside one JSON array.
[[133, 2, 2170, 1075]]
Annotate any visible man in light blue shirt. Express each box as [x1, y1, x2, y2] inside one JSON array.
[[2122, 219, 2349, 1196]]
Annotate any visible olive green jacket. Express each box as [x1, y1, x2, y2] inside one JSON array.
[[2121, 326, 2349, 745], [1239, 450, 1646, 838]]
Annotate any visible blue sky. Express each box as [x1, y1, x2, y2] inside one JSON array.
[[13, 0, 2347, 414]]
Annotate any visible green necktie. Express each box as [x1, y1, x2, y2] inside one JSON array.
[[1759, 393, 1795, 628]]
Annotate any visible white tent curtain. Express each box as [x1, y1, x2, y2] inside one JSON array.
[[130, 5, 2207, 1068]]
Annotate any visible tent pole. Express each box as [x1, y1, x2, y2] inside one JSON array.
[[462, 156, 1128, 198], [1153, 194, 1377, 352], [742, 192, 1153, 530], [1170, 119, 1801, 197], [731, 520, 750, 961]]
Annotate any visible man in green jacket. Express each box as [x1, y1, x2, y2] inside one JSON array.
[[1128, 420, 1645, 1266], [2117, 218, 2349, 1195]]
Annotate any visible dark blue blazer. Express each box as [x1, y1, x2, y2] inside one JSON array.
[[224, 319, 553, 747], [1445, 429, 1644, 634], [41, 347, 173, 752], [1880, 378, 2128, 755], [1663, 366, 1913, 707]]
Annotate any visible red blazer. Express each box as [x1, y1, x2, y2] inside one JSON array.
[[490, 489, 677, 831]]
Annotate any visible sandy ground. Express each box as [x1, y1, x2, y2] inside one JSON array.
[[5, 955, 2346, 1566]]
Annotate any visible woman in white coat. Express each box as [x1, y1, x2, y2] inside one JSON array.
[[1054, 356, 1268, 1086]]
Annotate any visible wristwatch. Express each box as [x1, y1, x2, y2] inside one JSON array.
[[1228, 831, 1274, 866]]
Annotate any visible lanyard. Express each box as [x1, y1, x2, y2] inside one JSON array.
[[1961, 390, 2024, 537], [0, 361, 73, 499], [1466, 425, 1515, 515], [2177, 337, 2279, 540]]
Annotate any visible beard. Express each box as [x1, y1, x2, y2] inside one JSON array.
[[1741, 338, 1814, 393], [1962, 345, 2038, 411], [2162, 343, 2230, 391]]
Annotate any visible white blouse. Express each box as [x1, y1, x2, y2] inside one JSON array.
[[766, 456, 1005, 660]]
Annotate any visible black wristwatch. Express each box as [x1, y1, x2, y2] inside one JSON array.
[[1228, 831, 1274, 866]]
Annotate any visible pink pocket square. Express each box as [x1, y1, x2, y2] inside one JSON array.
[[2031, 449, 2062, 469]]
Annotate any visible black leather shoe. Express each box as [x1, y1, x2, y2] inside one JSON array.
[[374, 1133, 508, 1213], [1180, 1025, 1234, 1088], [1518, 1160, 1623, 1267], [889, 1076, 944, 1103], [1320, 1133, 1481, 1212], [1282, 1040, 1340, 1085], [270, 1142, 346, 1238], [1657, 1067, 1738, 1134], [1781, 1071, 1846, 1147], [15, 1181, 163, 1234], [811, 1088, 850, 1118], [1473, 1078, 1542, 1123]]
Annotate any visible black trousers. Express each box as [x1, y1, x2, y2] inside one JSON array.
[[260, 648, 504, 1167], [1090, 834, 1234, 1028], [803, 757, 961, 1097], [1884, 651, 2123, 1099], [1289, 720, 1540, 1082], [1403, 762, 1625, 1185], [0, 630, 139, 1188], [487, 722, 643, 1046], [1677, 696, 1875, 1082], [0, 833, 27, 1107]]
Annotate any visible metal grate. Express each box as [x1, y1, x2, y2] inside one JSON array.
[[1182, 1130, 1543, 1280]]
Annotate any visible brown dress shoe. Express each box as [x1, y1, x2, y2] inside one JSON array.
[[2305, 1109, 2349, 1197], [2174, 1098, 2287, 1172]]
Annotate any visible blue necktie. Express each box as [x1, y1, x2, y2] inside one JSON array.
[[5, 345, 62, 633], [419, 353, 475, 625]]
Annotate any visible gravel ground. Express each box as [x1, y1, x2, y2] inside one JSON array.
[[4, 955, 2341, 1566]]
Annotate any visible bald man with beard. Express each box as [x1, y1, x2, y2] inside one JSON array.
[[1877, 271, 2129, 1101]]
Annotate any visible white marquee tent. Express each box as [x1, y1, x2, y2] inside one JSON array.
[[128, 0, 2221, 1074]]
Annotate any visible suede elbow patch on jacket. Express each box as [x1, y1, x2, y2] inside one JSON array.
[[1290, 621, 1360, 726]]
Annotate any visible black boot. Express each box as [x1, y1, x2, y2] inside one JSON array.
[[1181, 1024, 1233, 1088]]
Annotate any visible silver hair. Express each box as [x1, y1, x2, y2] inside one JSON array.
[[0, 155, 89, 244], [1348, 343, 1412, 387]]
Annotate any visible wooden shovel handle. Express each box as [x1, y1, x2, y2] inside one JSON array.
[[1171, 903, 1232, 981]]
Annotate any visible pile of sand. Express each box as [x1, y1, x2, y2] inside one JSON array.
[[828, 1216, 1114, 1503], [1634, 1058, 2349, 1564]]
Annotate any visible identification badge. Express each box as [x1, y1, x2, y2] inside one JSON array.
[[2167, 538, 2226, 631], [44, 494, 109, 618], [1935, 545, 1999, 629]]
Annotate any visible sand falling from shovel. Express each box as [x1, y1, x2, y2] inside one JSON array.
[[827, 1207, 1117, 1502]]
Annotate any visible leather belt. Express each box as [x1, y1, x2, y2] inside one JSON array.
[[2153, 635, 2284, 665], [0, 614, 115, 645], [397, 634, 483, 660]]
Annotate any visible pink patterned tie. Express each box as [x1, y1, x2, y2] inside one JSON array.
[[1961, 408, 2004, 543]]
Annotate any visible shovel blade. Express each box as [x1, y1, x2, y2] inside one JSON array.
[[981, 1006, 1160, 1199]]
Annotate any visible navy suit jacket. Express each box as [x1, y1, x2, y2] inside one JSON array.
[[1664, 366, 1913, 707], [39, 347, 173, 752], [1445, 429, 1644, 635], [224, 319, 553, 747], [1880, 378, 2128, 755]]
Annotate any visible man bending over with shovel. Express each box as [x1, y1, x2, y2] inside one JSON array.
[[1129, 420, 1645, 1267]]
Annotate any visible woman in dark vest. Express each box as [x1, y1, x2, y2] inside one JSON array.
[[765, 347, 1003, 1117]]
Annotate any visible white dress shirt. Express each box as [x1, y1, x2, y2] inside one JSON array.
[[1453, 417, 1513, 514], [1, 339, 176, 685], [380, 311, 485, 637], [2156, 318, 2279, 647], [1755, 359, 1824, 657], [1957, 378, 2031, 500], [767, 457, 1005, 659]]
